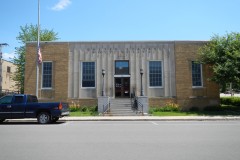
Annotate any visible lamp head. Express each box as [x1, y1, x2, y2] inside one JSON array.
[[102, 69, 105, 76], [140, 69, 143, 74]]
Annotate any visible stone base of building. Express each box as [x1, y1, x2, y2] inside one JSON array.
[[65, 97, 219, 111], [149, 97, 177, 107], [177, 97, 220, 111], [67, 98, 98, 107]]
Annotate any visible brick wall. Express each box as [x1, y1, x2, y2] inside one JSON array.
[[25, 42, 69, 101], [149, 98, 177, 107], [174, 41, 220, 110], [68, 98, 98, 107]]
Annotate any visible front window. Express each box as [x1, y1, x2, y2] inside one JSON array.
[[0, 95, 13, 104], [115, 61, 129, 75], [149, 61, 162, 87], [192, 61, 203, 87], [42, 62, 52, 88], [82, 62, 95, 87]]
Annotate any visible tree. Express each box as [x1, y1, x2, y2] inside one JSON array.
[[198, 32, 240, 93], [11, 24, 58, 93]]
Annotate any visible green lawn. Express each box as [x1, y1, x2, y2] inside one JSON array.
[[150, 112, 199, 116], [69, 104, 240, 117], [69, 110, 240, 117], [151, 111, 240, 116], [70, 111, 98, 116]]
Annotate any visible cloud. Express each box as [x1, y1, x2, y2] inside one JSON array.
[[51, 0, 72, 11], [2, 52, 16, 61]]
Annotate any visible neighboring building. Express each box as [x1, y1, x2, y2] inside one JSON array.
[[0, 59, 18, 94], [25, 41, 219, 110]]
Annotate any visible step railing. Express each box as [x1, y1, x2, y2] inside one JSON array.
[[136, 98, 144, 115], [131, 95, 144, 116], [103, 99, 110, 116]]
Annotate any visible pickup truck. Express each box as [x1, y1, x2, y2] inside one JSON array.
[[0, 94, 69, 124]]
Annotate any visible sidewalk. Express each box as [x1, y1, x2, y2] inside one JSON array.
[[7, 116, 240, 122], [62, 116, 240, 121]]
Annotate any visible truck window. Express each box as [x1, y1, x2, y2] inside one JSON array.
[[27, 95, 38, 103], [0, 95, 13, 104], [13, 96, 24, 104]]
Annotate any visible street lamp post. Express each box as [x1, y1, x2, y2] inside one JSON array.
[[140, 69, 144, 96], [102, 69, 105, 96]]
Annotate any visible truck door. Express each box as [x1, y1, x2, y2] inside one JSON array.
[[0, 95, 13, 119], [11, 95, 25, 119]]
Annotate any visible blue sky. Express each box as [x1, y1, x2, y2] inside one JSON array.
[[1, 0, 240, 61]]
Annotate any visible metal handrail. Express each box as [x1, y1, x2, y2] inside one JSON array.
[[131, 95, 144, 116], [103, 100, 110, 116], [131, 96, 136, 110], [136, 99, 144, 116]]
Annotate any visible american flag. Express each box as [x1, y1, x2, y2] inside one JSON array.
[[38, 47, 42, 64]]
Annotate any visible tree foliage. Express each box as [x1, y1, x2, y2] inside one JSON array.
[[11, 24, 58, 93], [198, 32, 240, 87]]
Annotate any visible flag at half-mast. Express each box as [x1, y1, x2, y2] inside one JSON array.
[[37, 45, 42, 64]]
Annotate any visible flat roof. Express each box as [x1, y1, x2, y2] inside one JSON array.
[[26, 40, 209, 44]]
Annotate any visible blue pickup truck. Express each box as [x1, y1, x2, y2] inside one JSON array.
[[0, 94, 69, 124]]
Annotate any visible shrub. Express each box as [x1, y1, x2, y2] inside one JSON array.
[[81, 106, 88, 112], [69, 105, 80, 112], [189, 107, 199, 112], [221, 97, 240, 106], [162, 100, 181, 112], [150, 101, 181, 112], [203, 106, 223, 112], [69, 105, 98, 113], [89, 106, 98, 112]]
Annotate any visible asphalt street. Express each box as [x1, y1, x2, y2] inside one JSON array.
[[1, 121, 240, 160]]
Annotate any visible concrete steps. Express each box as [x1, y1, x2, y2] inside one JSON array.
[[104, 98, 142, 116]]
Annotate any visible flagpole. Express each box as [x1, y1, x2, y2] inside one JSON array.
[[36, 0, 40, 97]]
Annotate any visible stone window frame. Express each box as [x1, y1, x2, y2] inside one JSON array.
[[41, 61, 53, 89], [148, 60, 163, 88], [192, 61, 203, 88], [81, 61, 96, 88]]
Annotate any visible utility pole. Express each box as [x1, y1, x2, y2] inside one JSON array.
[[0, 43, 9, 94]]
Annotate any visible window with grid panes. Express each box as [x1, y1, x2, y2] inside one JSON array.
[[192, 61, 202, 87], [149, 61, 162, 87], [42, 62, 52, 88], [82, 62, 95, 87]]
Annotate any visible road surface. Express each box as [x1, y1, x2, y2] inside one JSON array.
[[0, 121, 240, 160]]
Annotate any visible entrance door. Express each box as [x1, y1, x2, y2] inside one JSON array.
[[115, 77, 130, 98]]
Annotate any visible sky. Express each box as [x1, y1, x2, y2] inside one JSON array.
[[1, 0, 240, 61]]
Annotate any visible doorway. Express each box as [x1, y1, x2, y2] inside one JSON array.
[[115, 77, 130, 98]]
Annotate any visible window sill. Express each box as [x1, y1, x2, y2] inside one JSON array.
[[41, 88, 53, 90], [189, 96, 207, 99], [81, 87, 96, 89], [192, 86, 205, 89]]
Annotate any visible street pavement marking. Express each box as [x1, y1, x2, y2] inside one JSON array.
[[150, 121, 159, 125]]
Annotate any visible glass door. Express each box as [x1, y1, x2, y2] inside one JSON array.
[[115, 77, 130, 98]]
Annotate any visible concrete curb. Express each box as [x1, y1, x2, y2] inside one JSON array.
[[6, 116, 240, 122], [61, 116, 240, 121]]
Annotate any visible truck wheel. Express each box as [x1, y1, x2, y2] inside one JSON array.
[[37, 112, 50, 124], [0, 119, 5, 123], [51, 117, 59, 123]]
